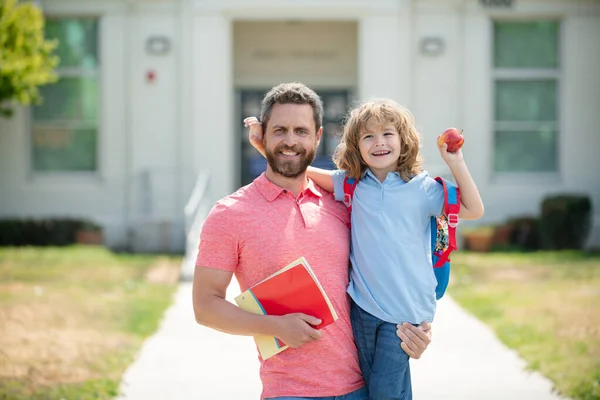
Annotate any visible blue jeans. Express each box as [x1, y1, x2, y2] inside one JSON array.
[[350, 300, 412, 400], [265, 386, 368, 400]]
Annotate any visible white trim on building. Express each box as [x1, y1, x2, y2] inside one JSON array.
[[0, 0, 599, 251]]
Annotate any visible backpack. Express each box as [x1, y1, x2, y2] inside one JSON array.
[[342, 176, 460, 300]]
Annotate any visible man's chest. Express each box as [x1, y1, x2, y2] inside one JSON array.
[[235, 201, 350, 290]]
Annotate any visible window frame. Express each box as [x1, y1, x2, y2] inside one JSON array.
[[28, 16, 102, 178], [491, 19, 562, 179]]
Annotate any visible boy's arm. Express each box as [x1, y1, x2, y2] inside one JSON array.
[[244, 116, 266, 157], [306, 167, 335, 193], [438, 143, 484, 220], [244, 116, 335, 192]]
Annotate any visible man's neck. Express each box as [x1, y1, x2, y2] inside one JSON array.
[[265, 167, 308, 197]]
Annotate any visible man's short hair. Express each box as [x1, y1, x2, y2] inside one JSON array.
[[260, 83, 324, 132]]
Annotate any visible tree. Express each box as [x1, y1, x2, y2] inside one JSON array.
[[0, 0, 59, 117]]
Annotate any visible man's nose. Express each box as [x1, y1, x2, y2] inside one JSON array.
[[282, 132, 296, 146]]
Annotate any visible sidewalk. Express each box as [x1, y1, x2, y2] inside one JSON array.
[[117, 282, 565, 400]]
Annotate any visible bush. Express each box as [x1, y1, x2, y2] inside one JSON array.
[[506, 216, 541, 251], [0, 218, 101, 246], [539, 194, 592, 250]]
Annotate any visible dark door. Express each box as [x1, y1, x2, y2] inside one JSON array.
[[238, 89, 351, 186]]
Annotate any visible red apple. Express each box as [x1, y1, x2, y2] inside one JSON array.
[[437, 128, 464, 152]]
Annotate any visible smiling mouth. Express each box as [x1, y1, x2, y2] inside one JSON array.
[[372, 150, 391, 156], [280, 150, 300, 157]]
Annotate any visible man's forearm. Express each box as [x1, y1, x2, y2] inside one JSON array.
[[194, 294, 279, 337]]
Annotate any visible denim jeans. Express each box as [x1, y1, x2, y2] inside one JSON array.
[[350, 300, 412, 400], [264, 386, 368, 400]]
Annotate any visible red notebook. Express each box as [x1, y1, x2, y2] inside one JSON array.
[[234, 257, 338, 359]]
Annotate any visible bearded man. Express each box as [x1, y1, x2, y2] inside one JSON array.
[[192, 82, 432, 400]]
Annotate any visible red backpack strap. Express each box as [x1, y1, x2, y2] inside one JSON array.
[[343, 176, 359, 213], [433, 177, 461, 267]]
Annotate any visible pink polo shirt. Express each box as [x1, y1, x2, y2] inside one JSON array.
[[196, 173, 364, 399]]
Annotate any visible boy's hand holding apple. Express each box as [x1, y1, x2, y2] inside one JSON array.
[[437, 127, 465, 165]]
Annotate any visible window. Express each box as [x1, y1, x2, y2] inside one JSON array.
[[493, 21, 560, 173], [31, 18, 99, 172]]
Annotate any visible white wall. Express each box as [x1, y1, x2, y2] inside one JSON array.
[[2, 0, 599, 250], [459, 2, 600, 249], [234, 21, 358, 89], [0, 10, 131, 248], [194, 0, 404, 202], [0, 1, 190, 252]]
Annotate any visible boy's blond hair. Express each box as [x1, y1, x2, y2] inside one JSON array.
[[333, 99, 424, 181]]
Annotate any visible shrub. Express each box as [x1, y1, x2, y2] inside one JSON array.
[[507, 216, 541, 251], [539, 194, 592, 250], [0, 218, 101, 246]]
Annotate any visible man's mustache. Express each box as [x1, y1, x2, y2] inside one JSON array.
[[274, 145, 306, 154]]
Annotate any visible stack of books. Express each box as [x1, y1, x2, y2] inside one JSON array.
[[234, 257, 338, 360]]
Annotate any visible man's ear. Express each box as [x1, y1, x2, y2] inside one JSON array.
[[316, 126, 323, 146]]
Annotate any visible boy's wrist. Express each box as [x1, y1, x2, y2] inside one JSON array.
[[445, 158, 465, 169]]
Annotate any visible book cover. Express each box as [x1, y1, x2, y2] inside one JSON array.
[[234, 257, 338, 360]]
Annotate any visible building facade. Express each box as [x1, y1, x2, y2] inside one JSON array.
[[1, 0, 599, 252]]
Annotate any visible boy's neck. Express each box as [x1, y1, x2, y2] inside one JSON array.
[[265, 167, 309, 197], [369, 167, 393, 183]]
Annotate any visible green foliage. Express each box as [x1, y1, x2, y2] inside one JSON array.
[[0, 247, 181, 400], [539, 194, 592, 250], [0, 0, 59, 117], [450, 251, 600, 400], [0, 218, 102, 246]]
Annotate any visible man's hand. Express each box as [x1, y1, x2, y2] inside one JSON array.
[[243, 116, 266, 157], [396, 321, 432, 359], [272, 313, 323, 349]]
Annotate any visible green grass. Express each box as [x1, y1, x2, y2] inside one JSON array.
[[449, 251, 600, 400], [0, 246, 181, 400]]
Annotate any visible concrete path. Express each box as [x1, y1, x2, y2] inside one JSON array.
[[117, 282, 565, 400]]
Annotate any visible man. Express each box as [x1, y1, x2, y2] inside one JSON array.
[[193, 83, 431, 400]]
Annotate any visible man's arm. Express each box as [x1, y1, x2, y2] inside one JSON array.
[[193, 266, 324, 348]]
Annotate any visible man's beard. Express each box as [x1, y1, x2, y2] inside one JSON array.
[[265, 143, 316, 179]]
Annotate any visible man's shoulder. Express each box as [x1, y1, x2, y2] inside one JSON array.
[[208, 182, 262, 219]]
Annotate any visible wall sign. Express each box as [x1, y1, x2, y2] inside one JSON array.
[[479, 0, 514, 7]]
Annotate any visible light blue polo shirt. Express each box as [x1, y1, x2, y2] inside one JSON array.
[[333, 169, 445, 324]]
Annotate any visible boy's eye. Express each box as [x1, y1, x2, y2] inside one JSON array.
[[384, 132, 394, 136], [362, 134, 373, 140]]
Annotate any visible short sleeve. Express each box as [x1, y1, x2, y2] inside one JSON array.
[[332, 169, 348, 202], [195, 203, 239, 272], [423, 175, 445, 217]]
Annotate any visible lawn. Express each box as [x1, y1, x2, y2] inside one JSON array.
[[449, 251, 600, 400], [0, 246, 181, 400]]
